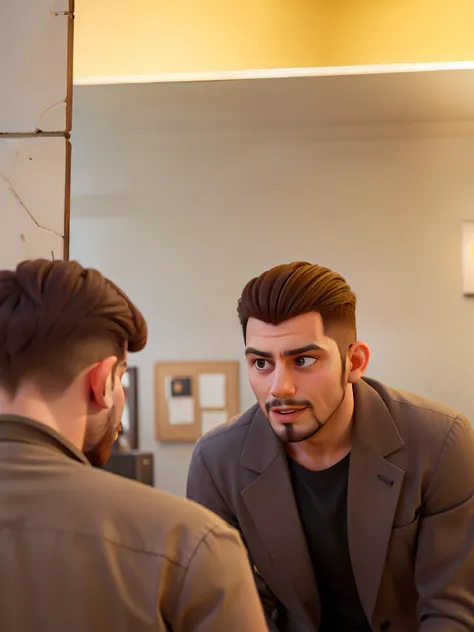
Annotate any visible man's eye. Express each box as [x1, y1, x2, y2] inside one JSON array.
[[255, 359, 270, 371], [295, 356, 317, 368]]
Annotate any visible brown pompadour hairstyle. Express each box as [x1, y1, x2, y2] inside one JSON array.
[[0, 259, 147, 394], [237, 261, 357, 343]]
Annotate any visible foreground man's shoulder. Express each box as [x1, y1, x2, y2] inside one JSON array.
[[84, 468, 240, 560], [95, 468, 228, 523]]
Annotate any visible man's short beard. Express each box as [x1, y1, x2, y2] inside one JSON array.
[[84, 406, 120, 467], [281, 387, 346, 444]]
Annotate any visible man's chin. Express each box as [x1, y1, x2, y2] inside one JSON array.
[[272, 422, 321, 444]]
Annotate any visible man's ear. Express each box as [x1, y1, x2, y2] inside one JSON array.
[[88, 356, 117, 410], [347, 341, 370, 383]]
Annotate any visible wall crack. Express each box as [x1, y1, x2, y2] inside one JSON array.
[[35, 99, 66, 133], [0, 172, 63, 238]]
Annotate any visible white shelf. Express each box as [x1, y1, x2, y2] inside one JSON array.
[[74, 61, 474, 86]]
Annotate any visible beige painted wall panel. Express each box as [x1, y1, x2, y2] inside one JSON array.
[[0, 0, 73, 133], [0, 137, 68, 268]]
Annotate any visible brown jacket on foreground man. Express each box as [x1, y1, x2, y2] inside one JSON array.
[[0, 260, 267, 632]]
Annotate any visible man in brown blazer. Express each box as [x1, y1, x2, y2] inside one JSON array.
[[187, 261, 474, 632], [0, 259, 267, 632]]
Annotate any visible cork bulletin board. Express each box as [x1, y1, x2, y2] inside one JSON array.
[[154, 361, 240, 442]]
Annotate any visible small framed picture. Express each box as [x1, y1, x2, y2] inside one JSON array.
[[171, 376, 192, 397]]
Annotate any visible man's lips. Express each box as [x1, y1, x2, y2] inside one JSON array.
[[270, 407, 308, 423]]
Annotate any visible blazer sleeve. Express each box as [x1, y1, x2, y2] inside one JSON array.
[[416, 414, 474, 631], [171, 524, 269, 632], [187, 448, 280, 631]]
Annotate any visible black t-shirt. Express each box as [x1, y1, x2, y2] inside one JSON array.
[[288, 453, 372, 632]]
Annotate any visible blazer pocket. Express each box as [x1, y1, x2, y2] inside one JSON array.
[[391, 515, 420, 539]]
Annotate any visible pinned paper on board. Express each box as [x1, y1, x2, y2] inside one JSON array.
[[168, 397, 194, 425], [198, 373, 226, 408], [165, 374, 195, 425], [201, 410, 228, 435]]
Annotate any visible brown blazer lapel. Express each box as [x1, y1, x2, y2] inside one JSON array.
[[240, 409, 320, 628], [348, 380, 405, 620]]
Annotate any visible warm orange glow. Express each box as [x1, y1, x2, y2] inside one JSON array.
[[73, 0, 474, 81]]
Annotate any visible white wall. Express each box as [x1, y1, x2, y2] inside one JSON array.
[[70, 83, 474, 496], [0, 0, 72, 268]]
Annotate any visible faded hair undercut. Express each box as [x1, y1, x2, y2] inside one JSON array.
[[237, 261, 356, 343], [0, 259, 147, 394]]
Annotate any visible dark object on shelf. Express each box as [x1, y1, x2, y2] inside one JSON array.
[[103, 451, 154, 486]]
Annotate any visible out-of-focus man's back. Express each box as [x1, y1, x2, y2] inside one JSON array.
[[0, 260, 267, 632]]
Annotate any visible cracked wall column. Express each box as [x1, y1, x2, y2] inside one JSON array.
[[0, 1, 74, 267]]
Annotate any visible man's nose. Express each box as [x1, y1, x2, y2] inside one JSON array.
[[270, 366, 296, 399]]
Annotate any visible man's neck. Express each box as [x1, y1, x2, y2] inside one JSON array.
[[0, 386, 85, 451]]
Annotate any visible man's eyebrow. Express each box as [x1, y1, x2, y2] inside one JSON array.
[[245, 344, 324, 358], [245, 347, 273, 358], [283, 344, 324, 357]]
